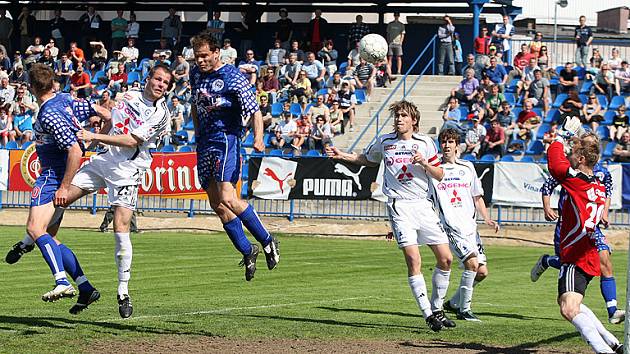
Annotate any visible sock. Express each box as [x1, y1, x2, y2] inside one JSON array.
[[223, 217, 253, 256], [237, 205, 271, 246], [59, 244, 94, 293], [430, 268, 451, 312], [21, 234, 34, 247], [35, 234, 69, 286], [449, 289, 460, 310], [546, 255, 561, 269], [459, 270, 477, 312], [580, 304, 620, 348], [600, 277, 618, 317], [571, 312, 615, 353], [408, 275, 433, 318], [114, 232, 133, 297]]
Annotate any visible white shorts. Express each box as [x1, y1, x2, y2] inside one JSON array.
[[387, 198, 448, 248], [446, 228, 487, 267], [72, 160, 142, 210]]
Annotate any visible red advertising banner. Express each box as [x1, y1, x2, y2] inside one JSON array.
[[8, 145, 210, 200]]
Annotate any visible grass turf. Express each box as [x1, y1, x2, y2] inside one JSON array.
[[0, 225, 626, 353]]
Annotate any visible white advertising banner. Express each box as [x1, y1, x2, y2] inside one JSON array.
[[0, 149, 8, 191], [251, 157, 298, 200]]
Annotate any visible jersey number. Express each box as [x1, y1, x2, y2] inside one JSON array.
[[584, 202, 604, 230]]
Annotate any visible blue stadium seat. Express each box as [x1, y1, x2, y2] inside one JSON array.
[[90, 70, 106, 85], [188, 134, 196, 145], [241, 163, 249, 180], [532, 107, 543, 117], [504, 93, 516, 107], [597, 95, 608, 109], [538, 156, 548, 164], [290, 103, 302, 117], [271, 102, 283, 117], [264, 133, 273, 147], [269, 149, 283, 157], [306, 149, 322, 157], [520, 156, 535, 163], [242, 133, 254, 148], [480, 154, 497, 162], [178, 145, 193, 152], [317, 88, 329, 96], [578, 94, 588, 104], [500, 155, 514, 162], [161, 145, 175, 152], [575, 66, 586, 80], [544, 109, 560, 123], [126, 71, 141, 85], [241, 181, 248, 198], [462, 154, 476, 161], [602, 142, 616, 158], [609, 96, 625, 110], [525, 140, 544, 155], [338, 62, 348, 75], [579, 80, 593, 94], [355, 89, 367, 104], [552, 93, 568, 108], [21, 141, 32, 149], [602, 110, 615, 125], [458, 106, 469, 119], [536, 123, 551, 140], [596, 125, 610, 140], [512, 107, 522, 118], [304, 103, 313, 115], [5, 141, 18, 149], [183, 120, 195, 130]]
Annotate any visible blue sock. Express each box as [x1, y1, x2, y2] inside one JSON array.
[[59, 244, 94, 293], [238, 205, 271, 246], [544, 255, 561, 269], [223, 218, 252, 256], [35, 234, 70, 286], [600, 276, 618, 317]]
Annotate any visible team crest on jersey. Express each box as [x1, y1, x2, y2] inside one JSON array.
[[211, 79, 225, 92]]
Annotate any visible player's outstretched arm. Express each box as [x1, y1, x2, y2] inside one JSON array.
[[92, 103, 112, 122], [325, 146, 379, 167], [77, 129, 140, 148], [55, 143, 83, 207], [474, 195, 500, 233]]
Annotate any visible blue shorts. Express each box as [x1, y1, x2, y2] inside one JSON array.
[[30, 169, 61, 207], [197, 132, 241, 190]]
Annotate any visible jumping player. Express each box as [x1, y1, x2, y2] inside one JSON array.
[[327, 100, 455, 332], [433, 128, 499, 322], [190, 30, 279, 281], [5, 63, 108, 306], [546, 118, 622, 353], [5, 64, 172, 318], [531, 154, 624, 324]]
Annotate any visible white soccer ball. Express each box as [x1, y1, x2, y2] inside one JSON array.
[[359, 34, 388, 64]]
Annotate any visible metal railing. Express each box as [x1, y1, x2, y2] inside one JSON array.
[[347, 35, 437, 153]]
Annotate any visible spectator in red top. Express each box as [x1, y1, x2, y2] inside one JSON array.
[[307, 9, 329, 53], [508, 43, 533, 83], [261, 67, 280, 102], [108, 62, 127, 95], [70, 62, 91, 98], [481, 119, 505, 157], [516, 98, 541, 142], [473, 27, 491, 64], [68, 42, 85, 67]]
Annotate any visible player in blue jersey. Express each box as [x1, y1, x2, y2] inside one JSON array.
[[190, 31, 279, 281], [4, 63, 109, 311], [531, 137, 624, 324]]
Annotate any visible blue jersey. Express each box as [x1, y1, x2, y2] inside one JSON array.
[[190, 64, 259, 140], [33, 93, 95, 173]]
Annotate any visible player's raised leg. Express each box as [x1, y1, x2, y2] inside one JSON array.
[[596, 234, 624, 324], [113, 205, 134, 318]]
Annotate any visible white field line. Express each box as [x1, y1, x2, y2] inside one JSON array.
[[103, 296, 376, 322]]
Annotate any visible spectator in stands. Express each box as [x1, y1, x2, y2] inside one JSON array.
[[286, 40, 305, 63], [290, 70, 312, 106], [106, 62, 127, 95], [12, 101, 33, 146], [465, 117, 486, 158], [307, 94, 330, 122], [354, 57, 375, 101], [236, 4, 261, 59], [238, 50, 259, 86], [307, 9, 329, 53], [0, 51, 10, 72], [121, 38, 139, 72], [126, 13, 140, 41], [473, 27, 491, 65], [161, 8, 182, 49], [68, 42, 85, 67], [509, 43, 533, 83], [486, 84, 505, 118], [575, 15, 593, 68], [326, 71, 345, 98], [516, 99, 541, 143], [441, 97, 466, 139], [271, 111, 297, 149], [154, 38, 173, 63], [9, 65, 28, 87], [0, 104, 14, 147], [17, 7, 36, 52], [336, 82, 356, 132], [491, 15, 515, 55], [610, 106, 628, 141], [38, 48, 55, 69], [615, 60, 630, 95], [47, 10, 65, 53], [526, 69, 550, 117], [318, 39, 338, 77], [45, 38, 59, 60], [437, 15, 455, 75], [558, 62, 578, 93], [219, 39, 237, 65], [257, 95, 273, 130], [590, 47, 603, 68], [0, 12, 12, 55], [581, 94, 604, 132], [529, 32, 544, 57], [453, 33, 463, 75], [172, 53, 190, 84], [261, 67, 279, 102], [542, 121, 558, 152], [169, 96, 184, 133], [487, 44, 501, 64], [450, 68, 479, 106], [88, 41, 107, 72], [79, 6, 103, 55], [481, 119, 505, 157], [348, 15, 370, 50], [613, 132, 630, 162], [98, 90, 116, 110], [469, 89, 487, 122], [559, 90, 583, 123], [0, 77, 15, 104], [265, 39, 286, 70], [303, 52, 326, 90], [309, 114, 333, 151], [607, 48, 622, 71], [386, 12, 405, 76], [275, 8, 293, 50], [70, 62, 91, 98], [515, 57, 539, 98], [24, 37, 44, 68], [537, 46, 553, 77], [484, 56, 507, 91], [329, 100, 343, 134], [347, 41, 361, 68], [462, 53, 483, 81], [280, 53, 301, 87], [206, 11, 225, 45], [593, 63, 615, 101], [111, 10, 127, 51], [10, 52, 20, 72], [293, 114, 312, 154], [497, 100, 517, 139]]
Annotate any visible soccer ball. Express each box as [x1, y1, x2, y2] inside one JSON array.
[[359, 34, 388, 64]]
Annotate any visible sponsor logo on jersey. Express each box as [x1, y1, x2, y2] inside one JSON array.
[[115, 117, 131, 134], [396, 165, 414, 183], [450, 190, 462, 207], [386, 156, 413, 166], [436, 182, 470, 190], [384, 144, 396, 151]]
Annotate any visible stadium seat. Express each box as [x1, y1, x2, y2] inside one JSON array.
[[512, 107, 522, 118], [127, 71, 141, 84], [579, 80, 593, 94], [136, 58, 150, 72], [538, 156, 548, 164], [609, 96, 625, 110], [317, 88, 329, 96], [241, 181, 248, 198], [480, 154, 497, 162], [578, 94, 588, 104], [264, 133, 273, 147], [597, 95, 608, 109], [178, 145, 193, 152], [271, 102, 283, 117], [519, 156, 535, 163], [5, 141, 18, 149], [355, 89, 367, 104], [269, 149, 283, 157], [602, 110, 615, 125], [536, 123, 551, 140], [306, 149, 322, 157], [338, 62, 348, 75], [544, 109, 560, 123], [290, 103, 302, 117], [90, 70, 106, 85], [188, 135, 196, 145], [183, 120, 195, 130], [242, 163, 249, 180], [505, 79, 520, 93], [552, 93, 568, 108], [21, 141, 32, 149], [161, 145, 175, 152], [532, 107, 543, 117], [500, 155, 514, 162], [304, 103, 313, 115], [596, 125, 610, 140], [504, 93, 516, 107], [575, 66, 586, 80], [525, 140, 544, 155], [602, 142, 616, 158], [251, 150, 264, 157], [458, 106, 469, 119], [242, 133, 254, 148]]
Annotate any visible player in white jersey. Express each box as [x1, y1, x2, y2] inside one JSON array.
[[432, 128, 499, 322], [327, 100, 455, 332]]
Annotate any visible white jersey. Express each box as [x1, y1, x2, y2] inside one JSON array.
[[432, 159, 483, 237], [92, 91, 170, 171], [364, 132, 440, 200]]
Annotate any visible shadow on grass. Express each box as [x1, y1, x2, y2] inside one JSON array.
[[242, 313, 419, 331], [474, 311, 561, 321], [316, 306, 418, 319], [0, 315, 214, 337]]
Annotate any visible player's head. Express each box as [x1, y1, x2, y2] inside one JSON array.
[[191, 30, 221, 73], [568, 134, 600, 169], [439, 128, 460, 160], [389, 100, 420, 134], [144, 64, 173, 101], [28, 63, 55, 98]]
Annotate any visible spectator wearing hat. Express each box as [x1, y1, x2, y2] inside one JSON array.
[[88, 41, 108, 72], [220, 39, 237, 65], [206, 11, 225, 45], [275, 8, 293, 50], [386, 12, 405, 76]]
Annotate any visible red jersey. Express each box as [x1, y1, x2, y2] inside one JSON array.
[[548, 141, 606, 276], [513, 52, 533, 70]]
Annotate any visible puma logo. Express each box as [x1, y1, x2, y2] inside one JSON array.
[[264, 168, 293, 193], [334, 164, 365, 190]]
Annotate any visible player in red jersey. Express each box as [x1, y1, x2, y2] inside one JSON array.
[[549, 118, 621, 353]]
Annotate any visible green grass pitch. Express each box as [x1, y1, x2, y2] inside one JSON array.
[[0, 225, 626, 353]]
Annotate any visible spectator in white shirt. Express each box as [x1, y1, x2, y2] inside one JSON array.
[[126, 13, 140, 39], [121, 37, 139, 72], [219, 38, 237, 65]]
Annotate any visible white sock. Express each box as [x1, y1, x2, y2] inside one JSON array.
[[21, 234, 34, 247], [580, 304, 620, 348], [571, 312, 615, 353], [114, 232, 132, 297], [459, 270, 477, 312], [450, 276, 484, 310], [408, 275, 433, 319], [430, 268, 451, 312]]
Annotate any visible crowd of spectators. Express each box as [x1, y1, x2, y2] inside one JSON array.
[[443, 14, 630, 163]]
